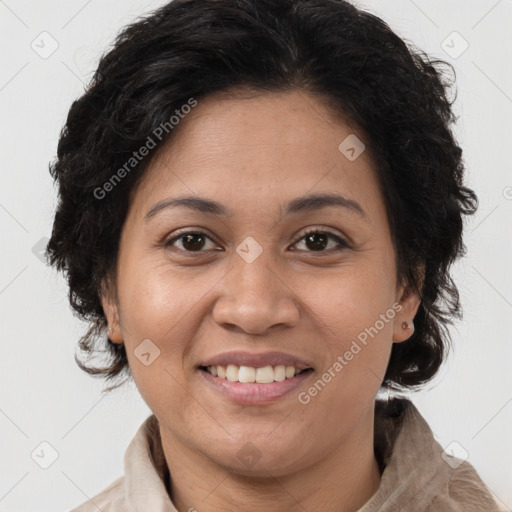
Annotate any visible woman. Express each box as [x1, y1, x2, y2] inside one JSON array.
[[46, 0, 501, 510]]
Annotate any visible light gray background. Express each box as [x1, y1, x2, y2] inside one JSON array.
[[1, 0, 511, 510]]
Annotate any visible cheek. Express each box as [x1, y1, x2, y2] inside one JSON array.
[[305, 261, 395, 331], [114, 263, 185, 386], [293, 271, 395, 446], [118, 259, 206, 338], [302, 265, 396, 389], [116, 261, 223, 396]]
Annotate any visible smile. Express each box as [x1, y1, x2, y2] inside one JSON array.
[[201, 364, 311, 383], [199, 365, 315, 404]]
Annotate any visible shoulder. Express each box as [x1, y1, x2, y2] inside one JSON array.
[[369, 398, 501, 512], [428, 459, 502, 512], [69, 475, 126, 512]]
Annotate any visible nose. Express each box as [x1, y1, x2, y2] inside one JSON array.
[[211, 252, 300, 335]]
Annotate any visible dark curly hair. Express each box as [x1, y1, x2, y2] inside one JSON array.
[[46, 0, 478, 393]]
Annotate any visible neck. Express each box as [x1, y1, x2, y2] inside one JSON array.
[[160, 407, 381, 512]]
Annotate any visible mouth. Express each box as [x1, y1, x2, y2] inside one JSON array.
[[197, 351, 316, 404], [199, 364, 314, 383], [198, 364, 315, 405]]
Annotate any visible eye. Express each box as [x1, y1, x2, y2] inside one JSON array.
[[164, 227, 349, 254], [292, 228, 349, 253], [164, 229, 218, 253]]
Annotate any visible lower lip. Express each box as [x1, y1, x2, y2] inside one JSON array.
[[199, 368, 314, 405]]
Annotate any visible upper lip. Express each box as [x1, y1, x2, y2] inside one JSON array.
[[199, 351, 314, 370]]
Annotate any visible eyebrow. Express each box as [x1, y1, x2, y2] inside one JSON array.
[[144, 193, 366, 221]]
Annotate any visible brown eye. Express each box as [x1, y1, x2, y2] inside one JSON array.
[[165, 231, 217, 252], [293, 229, 349, 253]]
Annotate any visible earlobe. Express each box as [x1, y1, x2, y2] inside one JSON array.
[[392, 266, 424, 343], [392, 286, 421, 343], [100, 281, 124, 345], [105, 311, 124, 345], [106, 322, 123, 344]]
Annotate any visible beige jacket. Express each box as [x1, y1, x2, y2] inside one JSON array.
[[70, 398, 501, 511]]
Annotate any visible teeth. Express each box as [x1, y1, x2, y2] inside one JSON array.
[[274, 365, 286, 381], [285, 366, 295, 379], [205, 364, 308, 383], [238, 365, 256, 383], [226, 364, 239, 382], [255, 366, 274, 383]]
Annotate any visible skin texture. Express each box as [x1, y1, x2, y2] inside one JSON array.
[[102, 89, 421, 512]]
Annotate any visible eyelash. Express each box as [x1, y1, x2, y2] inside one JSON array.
[[163, 227, 350, 255]]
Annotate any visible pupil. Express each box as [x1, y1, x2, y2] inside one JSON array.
[[306, 233, 327, 251], [183, 234, 205, 251]]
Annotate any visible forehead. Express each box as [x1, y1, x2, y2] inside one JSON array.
[[128, 89, 383, 223]]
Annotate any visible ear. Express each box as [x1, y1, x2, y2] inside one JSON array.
[[100, 278, 123, 345], [392, 267, 424, 343]]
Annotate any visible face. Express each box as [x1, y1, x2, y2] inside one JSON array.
[[103, 89, 420, 477]]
